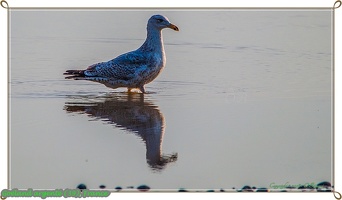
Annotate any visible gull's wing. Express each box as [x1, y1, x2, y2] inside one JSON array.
[[84, 50, 150, 81]]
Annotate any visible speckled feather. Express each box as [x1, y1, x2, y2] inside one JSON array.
[[64, 15, 179, 93]]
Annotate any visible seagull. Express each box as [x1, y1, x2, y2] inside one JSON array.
[[63, 14, 179, 93]]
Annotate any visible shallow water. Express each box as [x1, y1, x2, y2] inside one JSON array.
[[10, 10, 332, 190]]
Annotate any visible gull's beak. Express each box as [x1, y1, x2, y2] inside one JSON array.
[[168, 23, 179, 31]]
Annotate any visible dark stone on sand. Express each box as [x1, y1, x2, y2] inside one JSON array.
[[317, 181, 331, 188], [99, 185, 106, 189], [137, 185, 150, 192], [241, 185, 253, 192], [317, 189, 332, 192], [256, 188, 268, 192], [115, 186, 122, 191], [298, 185, 314, 190], [219, 189, 225, 192], [280, 190, 287, 192], [306, 185, 315, 189], [178, 188, 188, 192], [77, 184, 87, 190], [206, 190, 214, 192]]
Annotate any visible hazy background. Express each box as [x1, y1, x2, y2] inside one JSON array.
[[9, 10, 332, 190]]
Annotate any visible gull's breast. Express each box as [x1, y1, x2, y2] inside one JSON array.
[[139, 52, 165, 85]]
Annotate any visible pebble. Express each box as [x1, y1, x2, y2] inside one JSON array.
[[256, 188, 268, 192], [137, 185, 150, 192], [317, 189, 332, 192], [115, 186, 122, 191], [240, 185, 253, 192], [178, 188, 188, 192], [298, 185, 315, 190], [77, 184, 87, 190], [316, 181, 331, 188], [99, 185, 106, 189], [317, 181, 332, 192]]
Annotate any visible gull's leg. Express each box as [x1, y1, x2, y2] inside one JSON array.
[[139, 85, 146, 93]]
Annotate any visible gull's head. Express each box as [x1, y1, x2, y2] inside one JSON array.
[[148, 15, 179, 31]]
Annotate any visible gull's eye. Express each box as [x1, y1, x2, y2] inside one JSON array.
[[157, 19, 163, 23]]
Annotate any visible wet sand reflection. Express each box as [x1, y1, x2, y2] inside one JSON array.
[[64, 93, 177, 171]]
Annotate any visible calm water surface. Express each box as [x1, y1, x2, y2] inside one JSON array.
[[10, 10, 332, 190]]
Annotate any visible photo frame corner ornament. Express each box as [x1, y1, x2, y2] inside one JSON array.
[[334, 190, 342, 200], [334, 0, 341, 9], [0, 0, 8, 9]]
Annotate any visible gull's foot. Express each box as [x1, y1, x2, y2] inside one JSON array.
[[139, 86, 146, 94], [127, 87, 146, 94]]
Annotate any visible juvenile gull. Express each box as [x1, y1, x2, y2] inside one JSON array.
[[63, 15, 179, 93]]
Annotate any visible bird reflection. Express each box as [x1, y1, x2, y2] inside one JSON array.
[[64, 92, 177, 171]]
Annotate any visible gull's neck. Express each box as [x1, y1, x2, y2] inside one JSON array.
[[139, 26, 164, 53]]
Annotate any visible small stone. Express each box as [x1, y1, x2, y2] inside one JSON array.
[[317, 181, 331, 189], [317, 189, 331, 192], [241, 185, 253, 192], [178, 188, 188, 192], [137, 185, 150, 192], [316, 181, 332, 192], [77, 184, 87, 190], [115, 186, 122, 191], [219, 189, 225, 192], [298, 185, 314, 190], [306, 185, 315, 189], [99, 185, 106, 189], [256, 188, 268, 192], [206, 190, 214, 192]]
